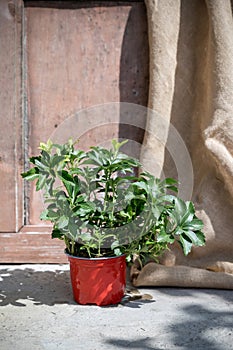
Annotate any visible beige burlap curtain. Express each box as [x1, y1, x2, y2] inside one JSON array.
[[132, 0, 233, 289]]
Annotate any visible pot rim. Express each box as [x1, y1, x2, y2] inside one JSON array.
[[65, 249, 125, 261]]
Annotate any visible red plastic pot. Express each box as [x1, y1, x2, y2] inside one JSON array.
[[66, 253, 126, 306]]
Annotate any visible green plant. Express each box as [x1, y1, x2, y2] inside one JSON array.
[[21, 139, 205, 265]]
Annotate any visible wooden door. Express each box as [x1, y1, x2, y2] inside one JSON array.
[[0, 0, 148, 262]]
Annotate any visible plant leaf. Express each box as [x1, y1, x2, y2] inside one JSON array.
[[36, 174, 48, 191], [186, 218, 204, 231], [179, 234, 193, 255], [52, 228, 63, 239], [184, 230, 205, 246], [21, 167, 39, 181], [57, 215, 69, 229]]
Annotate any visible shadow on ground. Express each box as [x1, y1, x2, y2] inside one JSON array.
[[0, 267, 73, 306], [156, 287, 233, 303], [1, 267, 233, 348], [104, 288, 233, 350], [0, 266, 155, 308], [167, 304, 233, 349], [105, 337, 159, 350]]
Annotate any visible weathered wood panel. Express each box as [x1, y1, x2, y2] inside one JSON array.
[[0, 227, 66, 263], [0, 1, 148, 262], [25, 1, 149, 225], [0, 0, 23, 232]]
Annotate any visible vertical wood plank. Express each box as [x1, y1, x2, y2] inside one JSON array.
[[25, 2, 148, 225], [0, 0, 23, 232]]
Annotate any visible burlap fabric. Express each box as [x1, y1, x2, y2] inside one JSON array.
[[132, 0, 233, 289]]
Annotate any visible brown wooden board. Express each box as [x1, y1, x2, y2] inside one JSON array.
[[0, 0, 23, 233], [0, 0, 148, 262], [0, 230, 66, 263]]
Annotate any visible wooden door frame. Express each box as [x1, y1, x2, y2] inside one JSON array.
[[0, 0, 66, 263], [0, 0, 147, 263]]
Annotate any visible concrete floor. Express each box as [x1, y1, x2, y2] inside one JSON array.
[[0, 264, 233, 350]]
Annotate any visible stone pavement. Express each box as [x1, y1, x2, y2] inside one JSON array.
[[0, 264, 233, 350]]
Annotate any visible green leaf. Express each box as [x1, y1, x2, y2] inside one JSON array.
[[160, 178, 178, 192], [40, 209, 48, 221], [111, 240, 120, 250], [36, 174, 48, 191], [157, 231, 175, 244], [167, 186, 178, 193], [174, 227, 185, 236], [29, 156, 39, 165], [51, 155, 65, 168], [151, 205, 162, 219], [34, 158, 49, 171], [57, 215, 69, 229], [163, 178, 178, 185], [179, 234, 193, 255], [52, 228, 63, 239], [55, 190, 68, 201], [133, 181, 148, 192], [80, 233, 92, 242], [185, 230, 205, 246], [174, 198, 187, 219], [58, 170, 75, 197], [112, 139, 128, 153], [74, 194, 86, 203], [59, 170, 74, 184], [113, 248, 122, 256], [195, 231, 206, 245], [46, 210, 59, 219], [68, 222, 78, 237], [162, 194, 177, 203], [74, 202, 95, 216], [86, 148, 106, 166], [180, 202, 195, 226], [21, 167, 39, 181], [186, 218, 204, 231], [39, 139, 53, 152], [41, 150, 50, 161], [47, 203, 57, 209]]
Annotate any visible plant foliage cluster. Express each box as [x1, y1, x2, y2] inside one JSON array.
[[22, 139, 205, 265]]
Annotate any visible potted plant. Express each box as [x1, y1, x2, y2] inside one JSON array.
[[21, 139, 205, 306]]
